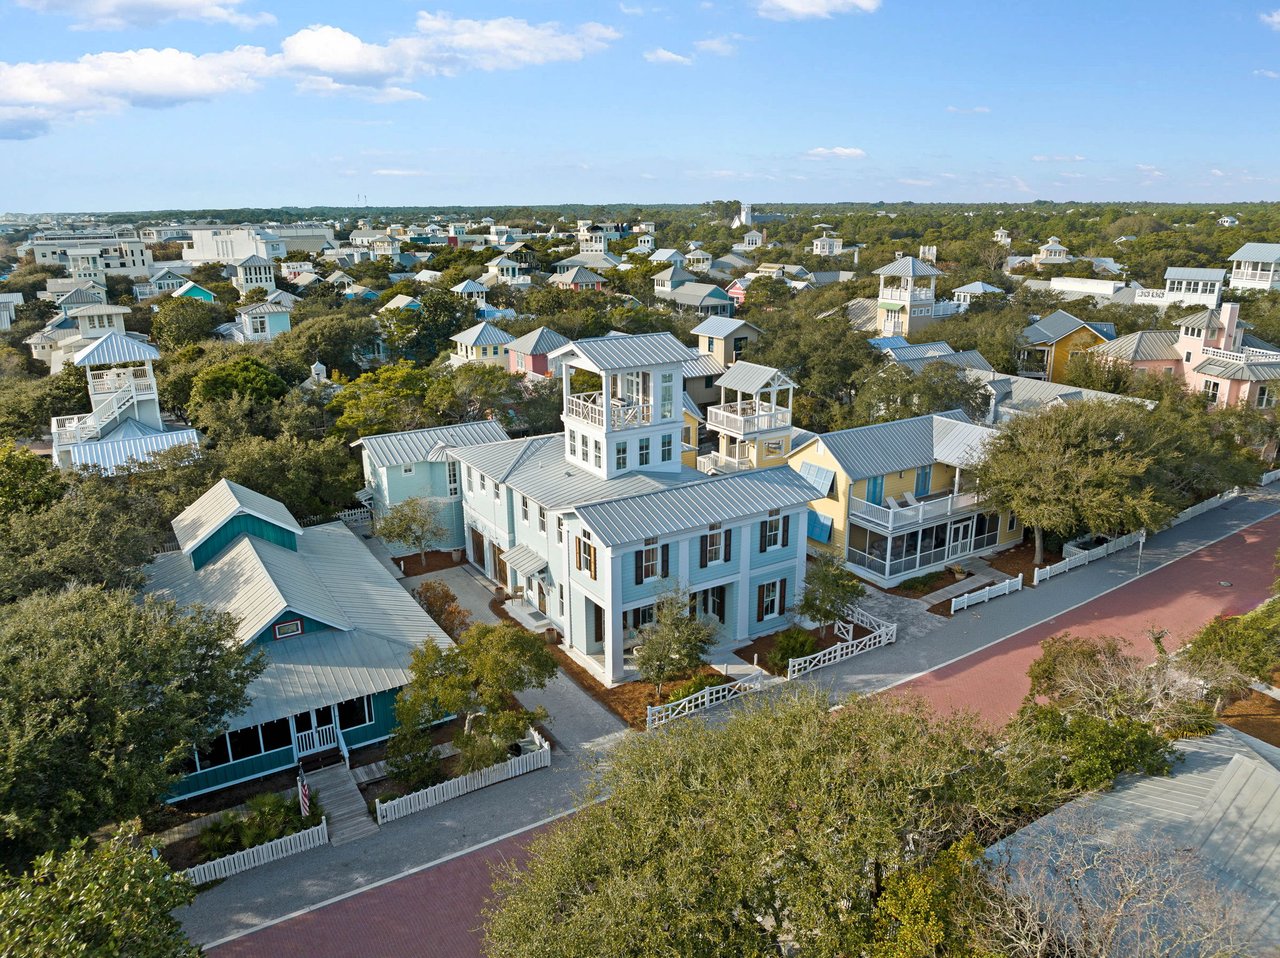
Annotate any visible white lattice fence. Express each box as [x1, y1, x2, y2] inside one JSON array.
[[786, 609, 897, 680], [646, 671, 766, 729], [376, 729, 550, 825], [181, 817, 328, 885]]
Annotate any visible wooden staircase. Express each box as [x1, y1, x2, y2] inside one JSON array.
[[308, 763, 379, 846]]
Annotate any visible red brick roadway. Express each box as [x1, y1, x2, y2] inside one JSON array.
[[210, 517, 1280, 958], [208, 824, 547, 958], [899, 514, 1280, 726]]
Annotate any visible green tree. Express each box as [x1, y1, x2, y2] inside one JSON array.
[[633, 590, 717, 699], [0, 439, 65, 517], [796, 552, 866, 637], [380, 286, 473, 363], [217, 434, 361, 519], [330, 360, 436, 436], [847, 361, 990, 427], [151, 297, 224, 350], [0, 825, 198, 957], [374, 497, 448, 563], [189, 355, 288, 406], [424, 362, 523, 426], [0, 587, 262, 870]]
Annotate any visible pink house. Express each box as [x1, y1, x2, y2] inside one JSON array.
[[506, 326, 570, 378], [1092, 303, 1280, 409]]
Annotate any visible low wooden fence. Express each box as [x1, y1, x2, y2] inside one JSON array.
[[950, 573, 1023, 614], [786, 609, 897, 680], [181, 817, 328, 885], [375, 729, 550, 825], [646, 671, 766, 729]]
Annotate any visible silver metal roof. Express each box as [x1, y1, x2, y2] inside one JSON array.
[[690, 316, 759, 339], [352, 420, 510, 470], [171, 478, 304, 553], [501, 543, 548, 577], [551, 266, 607, 286], [507, 326, 569, 356], [451, 321, 513, 347], [68, 423, 199, 475], [72, 331, 161, 366], [1229, 242, 1280, 263], [791, 410, 988, 481], [666, 283, 732, 307], [1178, 308, 1223, 332], [548, 332, 693, 371], [715, 360, 796, 394], [895, 350, 994, 375], [575, 466, 818, 545], [1193, 355, 1280, 382], [1165, 267, 1226, 282], [965, 370, 1152, 420], [682, 349, 725, 379], [873, 256, 944, 279], [1022, 309, 1088, 345], [1090, 329, 1180, 362]]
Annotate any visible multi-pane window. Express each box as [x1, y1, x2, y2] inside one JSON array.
[[660, 434, 673, 462], [479, 473, 486, 492], [556, 515, 564, 544], [639, 437, 651, 466], [569, 430, 577, 457], [538, 506, 547, 533], [576, 531, 597, 579], [641, 538, 660, 580], [660, 372, 675, 419], [593, 439, 602, 469], [447, 461, 460, 496], [1257, 385, 1276, 409], [521, 495, 529, 523], [615, 441, 628, 470], [466, 466, 474, 493], [402, 464, 415, 476], [759, 581, 780, 619], [1203, 380, 1221, 403], [763, 512, 782, 550], [705, 524, 723, 564]]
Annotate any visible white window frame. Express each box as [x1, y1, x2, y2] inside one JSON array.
[[402, 463, 415, 476], [538, 506, 547, 533], [274, 619, 303, 639], [706, 525, 723, 564], [447, 461, 460, 496], [760, 581, 780, 619], [660, 434, 673, 462], [521, 495, 529, 523], [641, 537, 660, 581], [763, 514, 782, 550]]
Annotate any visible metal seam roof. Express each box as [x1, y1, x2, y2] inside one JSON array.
[[353, 420, 509, 470]]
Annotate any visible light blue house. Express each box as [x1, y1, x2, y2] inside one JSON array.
[[216, 301, 293, 343], [351, 420, 511, 549], [449, 332, 814, 686], [171, 280, 216, 303], [145, 479, 451, 800]]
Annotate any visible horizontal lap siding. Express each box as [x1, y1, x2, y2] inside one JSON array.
[[192, 514, 297, 569], [168, 746, 296, 801]]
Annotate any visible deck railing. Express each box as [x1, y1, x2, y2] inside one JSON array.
[[848, 490, 980, 530], [564, 392, 654, 431], [707, 401, 791, 436]]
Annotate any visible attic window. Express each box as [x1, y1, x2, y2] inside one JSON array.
[[274, 619, 303, 639]]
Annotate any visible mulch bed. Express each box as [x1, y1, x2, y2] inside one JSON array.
[[395, 550, 466, 577], [1220, 678, 1280, 748], [735, 624, 869, 676], [986, 541, 1062, 587], [883, 570, 964, 600]]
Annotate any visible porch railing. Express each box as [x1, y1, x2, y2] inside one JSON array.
[[564, 392, 653, 431], [848, 490, 980, 530], [707, 401, 791, 436]]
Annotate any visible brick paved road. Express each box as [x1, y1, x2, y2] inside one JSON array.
[[902, 514, 1280, 724]]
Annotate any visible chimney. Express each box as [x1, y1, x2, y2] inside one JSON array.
[[894, 251, 903, 260]]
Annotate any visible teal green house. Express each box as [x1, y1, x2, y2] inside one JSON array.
[[145, 479, 452, 800], [171, 280, 217, 303]]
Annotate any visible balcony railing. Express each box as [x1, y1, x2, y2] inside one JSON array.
[[697, 452, 753, 474], [848, 490, 981, 530], [707, 401, 791, 436], [1230, 268, 1279, 285], [1202, 345, 1280, 364], [879, 287, 934, 303], [89, 366, 155, 398], [564, 392, 653, 431]]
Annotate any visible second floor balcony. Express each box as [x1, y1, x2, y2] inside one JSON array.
[[879, 286, 935, 304], [707, 400, 791, 437], [564, 391, 654, 431], [88, 366, 155, 399], [849, 488, 981, 531]]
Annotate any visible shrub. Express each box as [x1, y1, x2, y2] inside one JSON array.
[[766, 627, 817, 674], [196, 789, 324, 863], [414, 580, 472, 639], [667, 674, 728, 702], [1181, 611, 1280, 684], [898, 571, 944, 595]]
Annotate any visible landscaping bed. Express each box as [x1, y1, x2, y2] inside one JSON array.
[[736, 624, 870, 676], [395, 549, 466, 577], [159, 791, 324, 872], [884, 570, 957, 600], [986, 541, 1061, 586]]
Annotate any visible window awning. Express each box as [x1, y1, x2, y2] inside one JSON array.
[[502, 543, 548, 578], [797, 461, 836, 497], [807, 509, 833, 544]]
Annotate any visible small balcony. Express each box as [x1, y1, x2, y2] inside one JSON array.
[[848, 489, 982, 530], [879, 286, 934, 303], [707, 400, 791, 437], [564, 392, 653, 431], [88, 366, 155, 398], [697, 452, 753, 474]]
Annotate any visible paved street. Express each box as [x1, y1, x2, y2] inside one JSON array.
[[195, 487, 1280, 956]]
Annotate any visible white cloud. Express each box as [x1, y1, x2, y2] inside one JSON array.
[[0, 12, 621, 137], [1255, 68, 1280, 78], [16, 0, 273, 29], [756, 0, 879, 20], [1261, 9, 1280, 29], [644, 47, 693, 65], [619, 2, 644, 13], [372, 168, 433, 176], [694, 35, 738, 55], [945, 105, 990, 114], [1031, 153, 1085, 162], [1136, 163, 1165, 177], [898, 177, 934, 187], [1057, 171, 1086, 179], [807, 146, 867, 158]]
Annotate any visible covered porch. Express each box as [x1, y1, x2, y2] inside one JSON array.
[[845, 510, 1005, 587]]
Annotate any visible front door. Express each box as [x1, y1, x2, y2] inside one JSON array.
[[470, 528, 485, 569], [947, 519, 973, 560], [492, 545, 507, 587], [537, 581, 547, 613]]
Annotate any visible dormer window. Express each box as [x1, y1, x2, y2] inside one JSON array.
[[274, 619, 302, 639]]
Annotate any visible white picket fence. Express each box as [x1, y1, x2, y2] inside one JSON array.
[[181, 816, 329, 885], [301, 507, 372, 528], [786, 609, 897, 680], [950, 573, 1023, 614], [1169, 488, 1239, 527], [1262, 468, 1280, 486], [1035, 530, 1145, 585], [646, 671, 766, 729], [375, 729, 550, 825]]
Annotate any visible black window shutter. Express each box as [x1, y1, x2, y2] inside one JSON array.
[[724, 528, 733, 561], [661, 543, 670, 578], [759, 521, 767, 553], [779, 578, 788, 615], [756, 584, 765, 622], [782, 515, 791, 548], [699, 535, 708, 569], [634, 551, 644, 585]]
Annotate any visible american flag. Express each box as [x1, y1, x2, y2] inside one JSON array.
[[297, 767, 310, 817]]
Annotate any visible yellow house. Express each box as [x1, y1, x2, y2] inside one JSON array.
[[681, 396, 704, 470], [786, 410, 1021, 587], [698, 361, 797, 475], [1018, 310, 1116, 383], [684, 317, 761, 408]]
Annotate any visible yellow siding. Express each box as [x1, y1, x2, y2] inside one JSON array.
[[786, 440, 849, 560], [1046, 327, 1105, 383]]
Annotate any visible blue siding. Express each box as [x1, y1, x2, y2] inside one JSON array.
[[684, 527, 742, 587], [192, 513, 298, 570]]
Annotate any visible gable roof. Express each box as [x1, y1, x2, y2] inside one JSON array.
[[1090, 329, 1180, 363], [896, 350, 994, 375], [72, 331, 161, 366], [378, 293, 421, 313], [235, 254, 272, 268], [1178, 308, 1225, 332], [172, 280, 212, 298], [715, 360, 795, 394], [653, 264, 695, 284], [690, 316, 760, 339], [548, 332, 693, 371], [552, 266, 607, 286], [964, 370, 1153, 419], [1229, 243, 1280, 263], [575, 467, 818, 545], [952, 281, 1003, 295], [1022, 309, 1110, 345], [507, 326, 570, 356], [790, 410, 991, 481], [1165, 267, 1226, 282], [667, 282, 732, 307], [171, 478, 303, 555], [451, 321, 513, 347], [873, 256, 944, 279], [236, 301, 291, 316], [352, 420, 510, 469], [450, 279, 487, 295]]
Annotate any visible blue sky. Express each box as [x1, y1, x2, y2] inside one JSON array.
[[1, 0, 1279, 210]]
